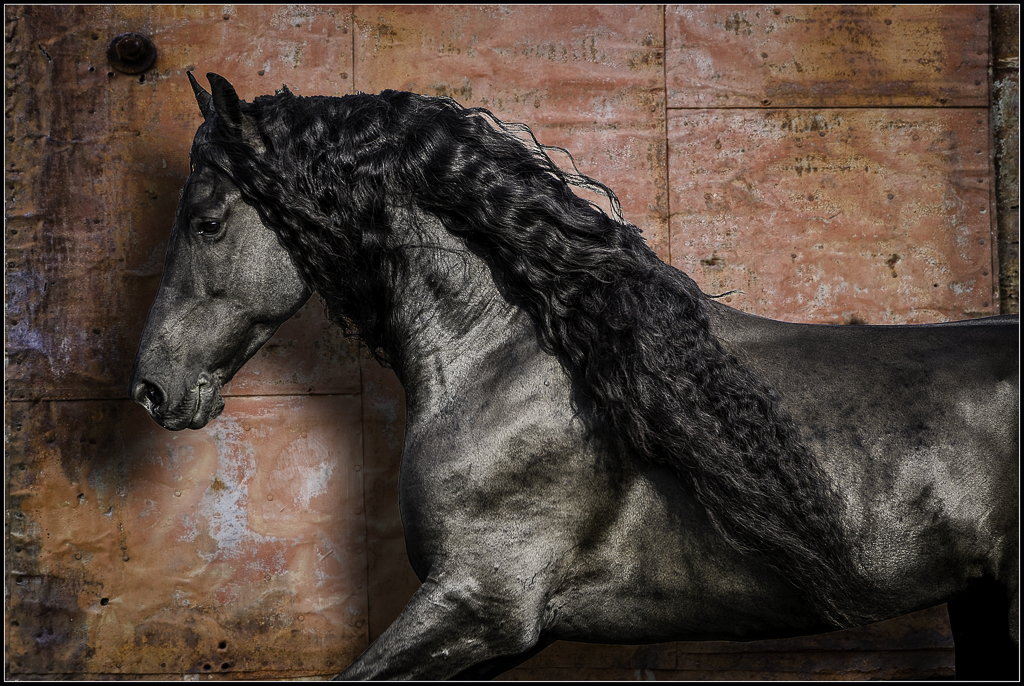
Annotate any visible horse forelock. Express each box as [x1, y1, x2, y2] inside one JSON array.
[[187, 87, 887, 627]]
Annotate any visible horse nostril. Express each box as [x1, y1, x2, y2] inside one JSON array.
[[133, 380, 165, 413]]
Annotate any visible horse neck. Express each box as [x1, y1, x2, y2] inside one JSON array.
[[381, 207, 536, 417]]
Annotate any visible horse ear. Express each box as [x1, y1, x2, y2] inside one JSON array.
[[206, 72, 262, 146], [187, 71, 213, 119], [207, 72, 244, 129]]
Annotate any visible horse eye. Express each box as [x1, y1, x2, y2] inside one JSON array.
[[196, 220, 222, 236]]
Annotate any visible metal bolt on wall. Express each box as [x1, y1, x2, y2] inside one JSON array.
[[106, 32, 156, 74]]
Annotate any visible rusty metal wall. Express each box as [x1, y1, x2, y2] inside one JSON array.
[[665, 5, 995, 324], [992, 5, 1020, 315], [5, 5, 1008, 680]]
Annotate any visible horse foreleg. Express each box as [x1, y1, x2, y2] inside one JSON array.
[[335, 574, 546, 680]]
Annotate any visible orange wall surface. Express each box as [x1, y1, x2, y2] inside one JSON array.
[[4, 5, 1013, 679]]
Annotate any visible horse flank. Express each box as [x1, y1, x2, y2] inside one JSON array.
[[190, 87, 888, 628]]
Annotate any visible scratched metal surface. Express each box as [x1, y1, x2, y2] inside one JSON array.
[[5, 3, 1001, 679], [665, 5, 989, 108], [668, 107, 996, 324], [992, 5, 1020, 315]]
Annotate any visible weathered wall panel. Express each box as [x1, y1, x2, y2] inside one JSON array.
[[5, 5, 370, 678], [666, 5, 989, 108], [358, 348, 417, 643], [669, 107, 996, 323], [7, 395, 368, 676]]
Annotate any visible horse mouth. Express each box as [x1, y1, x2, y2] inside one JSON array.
[[186, 377, 225, 429], [152, 375, 225, 431]]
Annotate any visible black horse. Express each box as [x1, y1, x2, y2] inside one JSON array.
[[129, 73, 1019, 680]]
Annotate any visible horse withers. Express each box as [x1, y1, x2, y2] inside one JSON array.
[[129, 73, 1019, 680]]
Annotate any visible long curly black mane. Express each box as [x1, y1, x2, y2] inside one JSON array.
[[191, 85, 886, 628]]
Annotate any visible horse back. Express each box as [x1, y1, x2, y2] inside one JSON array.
[[707, 305, 1018, 453], [709, 305, 1018, 604]]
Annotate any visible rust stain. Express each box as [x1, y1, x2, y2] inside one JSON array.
[[625, 48, 662, 72], [723, 12, 754, 37], [364, 19, 400, 52], [701, 254, 725, 267], [427, 78, 473, 102]]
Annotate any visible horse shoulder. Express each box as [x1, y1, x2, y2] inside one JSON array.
[[397, 327, 609, 572]]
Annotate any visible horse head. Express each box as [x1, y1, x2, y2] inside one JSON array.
[[128, 73, 311, 430]]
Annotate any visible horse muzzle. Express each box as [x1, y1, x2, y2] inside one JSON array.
[[129, 371, 225, 431]]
